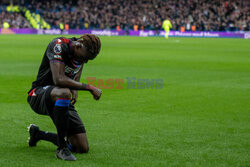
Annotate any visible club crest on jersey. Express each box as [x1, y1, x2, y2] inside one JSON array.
[[54, 44, 62, 54]]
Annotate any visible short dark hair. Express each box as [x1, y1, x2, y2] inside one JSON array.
[[79, 34, 101, 60]]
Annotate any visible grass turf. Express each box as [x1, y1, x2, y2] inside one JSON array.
[[0, 35, 249, 167]]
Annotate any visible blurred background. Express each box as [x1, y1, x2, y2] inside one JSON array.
[[0, 0, 249, 32]]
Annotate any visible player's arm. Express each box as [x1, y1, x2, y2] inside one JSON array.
[[162, 21, 165, 29], [50, 61, 101, 100], [71, 65, 83, 104], [169, 21, 172, 29]]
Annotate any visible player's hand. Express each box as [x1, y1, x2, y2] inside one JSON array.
[[90, 88, 102, 100], [71, 90, 78, 105]]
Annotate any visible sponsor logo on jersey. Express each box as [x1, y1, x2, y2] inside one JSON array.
[[54, 44, 62, 54], [65, 65, 81, 76]]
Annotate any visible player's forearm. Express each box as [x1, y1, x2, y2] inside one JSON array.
[[73, 73, 81, 83], [54, 75, 85, 90], [74, 75, 81, 82], [54, 75, 96, 91]]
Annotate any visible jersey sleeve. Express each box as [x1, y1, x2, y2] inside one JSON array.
[[46, 39, 65, 63]]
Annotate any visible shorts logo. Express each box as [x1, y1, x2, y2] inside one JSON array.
[[54, 44, 62, 54], [28, 88, 37, 96], [43, 86, 49, 90], [54, 55, 62, 59], [32, 92, 37, 96]]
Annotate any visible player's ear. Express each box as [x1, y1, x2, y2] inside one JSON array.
[[75, 42, 80, 48], [75, 41, 84, 49]]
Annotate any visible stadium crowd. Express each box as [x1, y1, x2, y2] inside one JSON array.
[[0, 11, 31, 28], [1, 0, 250, 31]]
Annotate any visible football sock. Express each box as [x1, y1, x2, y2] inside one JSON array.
[[68, 143, 73, 151], [53, 98, 71, 149], [36, 130, 58, 146], [36, 131, 74, 151]]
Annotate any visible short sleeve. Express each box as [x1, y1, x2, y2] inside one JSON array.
[[47, 39, 65, 63]]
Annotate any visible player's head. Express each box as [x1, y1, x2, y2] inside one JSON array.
[[72, 34, 101, 63]]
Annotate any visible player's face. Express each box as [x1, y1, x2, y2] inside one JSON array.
[[73, 41, 89, 64]]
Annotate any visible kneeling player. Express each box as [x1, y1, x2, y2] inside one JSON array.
[[27, 34, 102, 161]]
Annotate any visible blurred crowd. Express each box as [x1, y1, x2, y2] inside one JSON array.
[[0, 11, 31, 28], [1, 0, 250, 31]]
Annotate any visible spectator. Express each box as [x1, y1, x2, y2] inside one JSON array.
[[0, 11, 31, 28]]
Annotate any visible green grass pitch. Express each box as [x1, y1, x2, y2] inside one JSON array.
[[0, 35, 249, 166]]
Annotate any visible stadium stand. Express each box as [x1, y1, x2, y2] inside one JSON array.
[[0, 0, 249, 31], [0, 11, 31, 28]]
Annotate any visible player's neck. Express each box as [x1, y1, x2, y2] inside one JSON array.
[[69, 42, 75, 57]]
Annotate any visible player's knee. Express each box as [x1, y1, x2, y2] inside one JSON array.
[[57, 88, 71, 99], [76, 144, 89, 154]]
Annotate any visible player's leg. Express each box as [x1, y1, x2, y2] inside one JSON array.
[[50, 87, 71, 148], [27, 86, 58, 147], [166, 30, 169, 39], [164, 28, 169, 39], [27, 86, 76, 160], [28, 87, 71, 148], [164, 29, 167, 38], [66, 105, 89, 153], [50, 87, 77, 160], [28, 124, 58, 147], [68, 133, 89, 153]]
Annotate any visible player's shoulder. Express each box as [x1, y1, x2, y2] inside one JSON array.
[[70, 37, 79, 41], [50, 37, 70, 45], [46, 37, 71, 62], [47, 38, 61, 53], [49, 37, 71, 50], [50, 36, 78, 43], [47, 36, 78, 54]]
